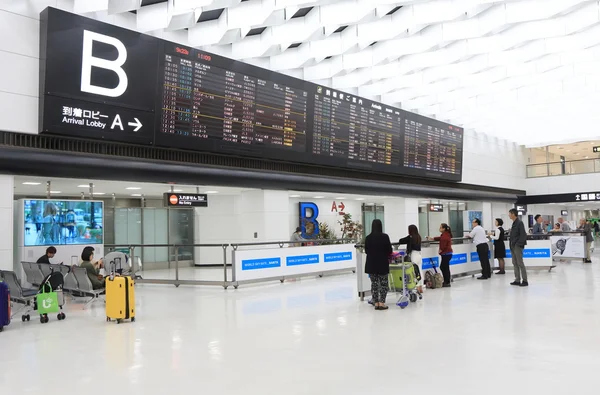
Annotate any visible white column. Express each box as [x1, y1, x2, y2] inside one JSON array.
[[0, 175, 14, 271], [239, 190, 289, 242], [483, 202, 493, 231], [383, 198, 419, 240]]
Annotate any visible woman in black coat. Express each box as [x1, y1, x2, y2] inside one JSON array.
[[365, 219, 393, 310]]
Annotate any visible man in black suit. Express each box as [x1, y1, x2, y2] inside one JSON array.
[[509, 209, 528, 287]]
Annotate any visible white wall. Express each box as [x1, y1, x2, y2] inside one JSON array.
[[526, 173, 600, 195], [194, 195, 241, 266], [461, 130, 528, 190], [195, 191, 290, 265], [0, 176, 14, 271]]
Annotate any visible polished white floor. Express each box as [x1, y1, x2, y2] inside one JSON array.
[[2, 260, 600, 395]]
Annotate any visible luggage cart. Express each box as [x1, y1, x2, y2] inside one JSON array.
[[389, 254, 422, 309]]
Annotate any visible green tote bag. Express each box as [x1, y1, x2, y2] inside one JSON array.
[[37, 286, 59, 315]]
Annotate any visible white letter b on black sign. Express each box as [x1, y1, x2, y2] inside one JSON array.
[[81, 30, 128, 97]]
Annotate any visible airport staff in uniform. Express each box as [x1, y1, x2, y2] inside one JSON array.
[[509, 209, 528, 287], [468, 218, 491, 280]]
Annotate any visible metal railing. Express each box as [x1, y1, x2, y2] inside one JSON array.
[[104, 239, 357, 289], [527, 158, 600, 178]]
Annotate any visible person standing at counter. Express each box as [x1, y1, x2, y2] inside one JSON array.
[[509, 209, 528, 287], [558, 217, 571, 232], [490, 219, 507, 275], [578, 218, 593, 263], [467, 218, 491, 280], [432, 223, 453, 287], [290, 227, 305, 247], [398, 225, 422, 268], [532, 215, 545, 235], [365, 219, 393, 310]]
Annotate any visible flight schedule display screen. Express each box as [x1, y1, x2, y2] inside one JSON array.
[[39, 8, 464, 181], [312, 87, 402, 168], [403, 113, 463, 177], [157, 43, 308, 154]]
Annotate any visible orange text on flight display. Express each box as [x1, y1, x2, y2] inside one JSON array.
[[198, 53, 212, 62], [175, 47, 189, 55]]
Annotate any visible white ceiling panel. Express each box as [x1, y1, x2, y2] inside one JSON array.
[[50, 0, 600, 146]]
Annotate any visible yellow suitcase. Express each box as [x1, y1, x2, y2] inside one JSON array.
[[105, 276, 135, 323]]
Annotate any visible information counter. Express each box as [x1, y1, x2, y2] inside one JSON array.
[[356, 236, 554, 299]]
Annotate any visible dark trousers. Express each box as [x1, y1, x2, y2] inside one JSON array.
[[477, 243, 491, 278], [440, 254, 452, 285]]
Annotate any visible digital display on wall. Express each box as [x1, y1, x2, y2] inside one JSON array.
[[24, 200, 104, 246], [38, 7, 464, 181]]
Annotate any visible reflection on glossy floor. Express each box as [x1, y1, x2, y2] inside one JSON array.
[[2, 260, 600, 395]]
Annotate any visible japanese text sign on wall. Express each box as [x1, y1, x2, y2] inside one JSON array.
[[164, 193, 208, 208]]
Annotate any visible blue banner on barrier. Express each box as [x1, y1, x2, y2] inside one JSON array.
[[242, 257, 281, 271], [422, 257, 439, 270], [504, 248, 550, 259], [324, 252, 353, 263], [286, 254, 319, 266], [470, 250, 491, 262], [523, 249, 551, 258], [450, 253, 468, 265]]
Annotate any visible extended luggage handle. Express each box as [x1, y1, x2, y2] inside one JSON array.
[[108, 257, 121, 281]]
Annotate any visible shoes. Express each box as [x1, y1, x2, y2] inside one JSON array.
[[520, 281, 529, 287], [496, 271, 506, 275], [585, 259, 592, 263], [477, 276, 489, 280], [376, 305, 389, 310], [510, 281, 521, 286], [442, 283, 451, 288]]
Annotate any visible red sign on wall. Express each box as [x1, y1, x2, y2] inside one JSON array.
[[331, 201, 346, 214]]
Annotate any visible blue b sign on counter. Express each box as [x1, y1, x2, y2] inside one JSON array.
[[324, 252, 353, 263], [242, 258, 281, 271], [286, 254, 319, 266]]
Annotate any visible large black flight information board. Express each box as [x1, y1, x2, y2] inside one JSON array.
[[39, 7, 464, 181], [159, 43, 308, 152]]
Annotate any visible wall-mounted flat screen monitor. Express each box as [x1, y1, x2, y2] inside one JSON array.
[[24, 199, 104, 246]]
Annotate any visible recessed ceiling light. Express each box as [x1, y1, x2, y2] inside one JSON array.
[[335, 197, 347, 199], [22, 182, 41, 186], [126, 187, 141, 190], [131, 194, 142, 197], [77, 184, 92, 188], [585, 156, 589, 159], [356, 198, 365, 201], [205, 191, 218, 194], [93, 192, 106, 195], [50, 191, 61, 194], [289, 194, 301, 198], [313, 196, 324, 199]]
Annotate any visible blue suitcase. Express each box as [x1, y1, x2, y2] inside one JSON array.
[[0, 281, 10, 332]]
